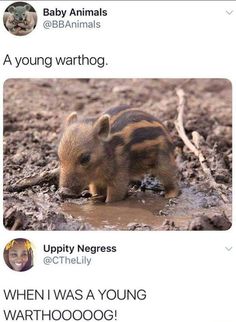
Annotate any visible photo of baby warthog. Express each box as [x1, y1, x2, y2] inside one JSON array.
[[58, 106, 179, 202], [3, 79, 232, 231]]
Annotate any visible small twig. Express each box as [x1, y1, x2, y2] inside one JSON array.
[[11, 217, 22, 231], [175, 89, 228, 202], [6, 167, 59, 192], [175, 89, 201, 156]]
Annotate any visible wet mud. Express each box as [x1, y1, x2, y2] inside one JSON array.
[[3, 79, 232, 230], [61, 194, 192, 231], [61, 185, 231, 231]]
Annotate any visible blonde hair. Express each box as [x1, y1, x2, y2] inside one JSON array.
[[4, 238, 34, 271]]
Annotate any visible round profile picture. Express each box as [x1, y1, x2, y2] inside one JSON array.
[[3, 2, 37, 36], [3, 238, 34, 271]]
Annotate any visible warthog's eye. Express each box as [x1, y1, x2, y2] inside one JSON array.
[[79, 153, 91, 166]]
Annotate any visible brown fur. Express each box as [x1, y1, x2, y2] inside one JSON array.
[[58, 106, 179, 202]]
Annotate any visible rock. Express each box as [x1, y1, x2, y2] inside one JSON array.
[[112, 86, 132, 94], [188, 213, 231, 230], [11, 153, 25, 165]]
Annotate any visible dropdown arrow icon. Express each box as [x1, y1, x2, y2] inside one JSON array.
[[226, 10, 234, 15], [225, 246, 232, 251]]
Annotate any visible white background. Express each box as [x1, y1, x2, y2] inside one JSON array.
[[0, 1, 235, 322]]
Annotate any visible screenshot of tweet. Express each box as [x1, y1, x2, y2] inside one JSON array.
[[0, 1, 235, 321]]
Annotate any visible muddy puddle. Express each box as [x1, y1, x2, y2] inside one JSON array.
[[60, 186, 232, 231], [61, 190, 194, 230]]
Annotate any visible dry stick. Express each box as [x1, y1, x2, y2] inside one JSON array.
[[11, 217, 22, 231], [7, 167, 60, 192], [174, 89, 228, 202]]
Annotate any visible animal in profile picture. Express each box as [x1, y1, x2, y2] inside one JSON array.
[[4, 3, 37, 35]]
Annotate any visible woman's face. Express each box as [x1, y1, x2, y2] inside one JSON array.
[[8, 242, 29, 271]]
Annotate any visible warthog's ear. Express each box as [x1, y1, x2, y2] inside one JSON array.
[[65, 112, 78, 127], [8, 6, 15, 13], [24, 5, 31, 11], [93, 114, 110, 141]]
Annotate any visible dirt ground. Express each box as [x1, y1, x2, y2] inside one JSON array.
[[3, 79, 232, 230]]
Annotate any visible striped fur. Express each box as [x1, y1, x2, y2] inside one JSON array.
[[58, 105, 179, 202], [103, 107, 174, 175]]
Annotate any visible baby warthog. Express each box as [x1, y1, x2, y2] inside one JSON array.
[[58, 105, 179, 202]]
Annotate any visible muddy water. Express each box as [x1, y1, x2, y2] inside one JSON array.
[[61, 191, 194, 230]]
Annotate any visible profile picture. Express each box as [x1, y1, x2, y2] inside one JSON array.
[[3, 2, 37, 36], [3, 238, 34, 271]]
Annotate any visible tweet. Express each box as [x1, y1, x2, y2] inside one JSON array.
[[0, 1, 235, 321]]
